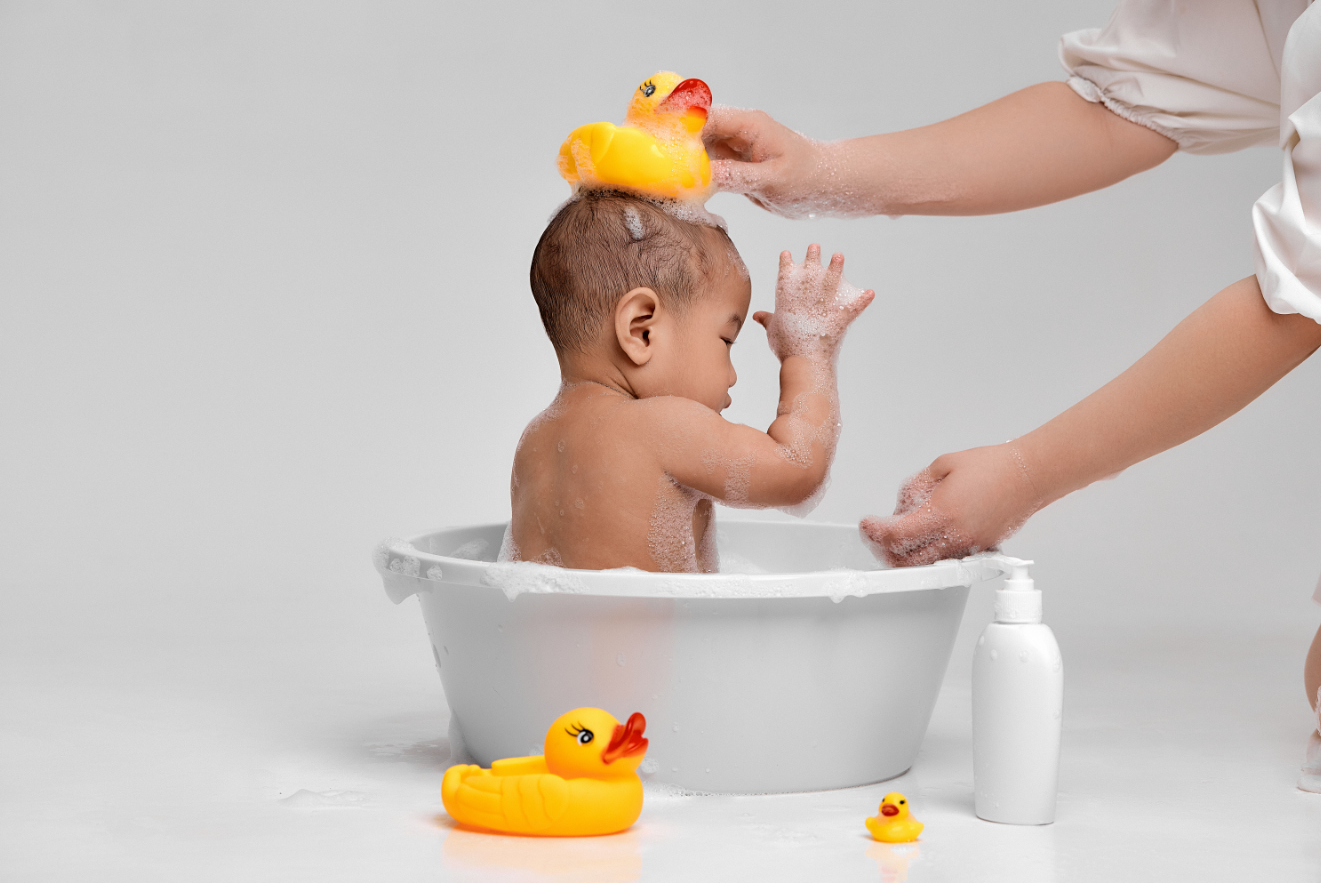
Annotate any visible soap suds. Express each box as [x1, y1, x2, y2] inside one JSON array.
[[623, 205, 645, 241], [480, 559, 588, 601], [449, 538, 490, 561]]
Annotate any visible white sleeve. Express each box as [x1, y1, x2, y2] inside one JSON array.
[[1060, 0, 1304, 155], [1254, 7, 1321, 322]]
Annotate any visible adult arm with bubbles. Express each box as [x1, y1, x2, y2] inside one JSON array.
[[703, 2, 1321, 567]]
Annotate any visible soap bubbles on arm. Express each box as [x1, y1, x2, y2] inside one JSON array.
[[860, 444, 1043, 567]]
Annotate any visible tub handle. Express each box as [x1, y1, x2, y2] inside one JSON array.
[[374, 539, 430, 604]]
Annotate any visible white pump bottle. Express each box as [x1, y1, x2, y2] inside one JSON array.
[[972, 556, 1062, 824]]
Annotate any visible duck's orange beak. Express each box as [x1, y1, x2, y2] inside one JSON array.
[[602, 712, 649, 764], [881, 804, 899, 817], [658, 78, 712, 122]]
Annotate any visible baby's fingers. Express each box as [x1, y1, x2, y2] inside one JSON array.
[[804, 243, 822, 266], [753, 310, 773, 328], [824, 252, 844, 296], [845, 289, 875, 318]]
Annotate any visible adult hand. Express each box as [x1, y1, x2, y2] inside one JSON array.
[[703, 106, 837, 218], [860, 443, 1043, 567]]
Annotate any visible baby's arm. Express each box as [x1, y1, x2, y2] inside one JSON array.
[[864, 276, 1321, 565], [650, 246, 873, 508]]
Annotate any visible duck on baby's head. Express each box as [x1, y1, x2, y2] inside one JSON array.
[[544, 707, 649, 779], [626, 71, 712, 137]]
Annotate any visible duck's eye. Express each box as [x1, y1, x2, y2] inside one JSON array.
[[642, 82, 656, 98], [577, 728, 594, 745]]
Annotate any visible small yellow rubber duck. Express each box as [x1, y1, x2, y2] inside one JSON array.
[[441, 707, 649, 836], [558, 71, 713, 201], [866, 792, 924, 843]]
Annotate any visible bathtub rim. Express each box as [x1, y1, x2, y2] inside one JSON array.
[[375, 520, 1011, 604]]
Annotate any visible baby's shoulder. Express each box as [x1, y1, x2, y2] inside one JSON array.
[[518, 390, 718, 460]]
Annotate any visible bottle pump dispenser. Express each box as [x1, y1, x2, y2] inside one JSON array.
[[972, 556, 1062, 824]]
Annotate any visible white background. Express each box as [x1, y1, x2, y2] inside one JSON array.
[[4, 1, 1320, 878]]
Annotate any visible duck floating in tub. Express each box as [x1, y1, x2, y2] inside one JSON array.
[[442, 707, 649, 836], [557, 70, 713, 201], [866, 792, 924, 843]]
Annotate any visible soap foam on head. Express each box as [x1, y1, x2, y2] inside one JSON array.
[[623, 205, 645, 241]]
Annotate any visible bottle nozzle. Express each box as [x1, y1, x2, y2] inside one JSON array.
[[986, 555, 1040, 623], [986, 555, 1034, 583]]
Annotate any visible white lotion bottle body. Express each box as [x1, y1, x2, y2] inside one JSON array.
[[972, 566, 1063, 824]]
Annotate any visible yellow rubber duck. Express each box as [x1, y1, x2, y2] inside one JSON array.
[[441, 708, 649, 836], [558, 71, 713, 201], [866, 792, 924, 843]]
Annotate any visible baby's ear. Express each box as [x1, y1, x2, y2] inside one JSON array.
[[615, 287, 660, 366]]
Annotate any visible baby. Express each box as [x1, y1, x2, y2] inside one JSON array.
[[504, 191, 872, 572]]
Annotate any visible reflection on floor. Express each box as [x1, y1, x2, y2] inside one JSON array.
[[4, 609, 1321, 881]]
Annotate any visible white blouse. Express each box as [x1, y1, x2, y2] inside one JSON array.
[[1061, 0, 1321, 322]]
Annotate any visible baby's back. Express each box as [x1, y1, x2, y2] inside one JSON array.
[[508, 384, 714, 572]]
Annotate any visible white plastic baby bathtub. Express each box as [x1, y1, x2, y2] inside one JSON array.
[[375, 520, 1006, 794]]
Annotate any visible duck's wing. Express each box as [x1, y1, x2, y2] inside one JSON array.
[[558, 122, 617, 185], [443, 770, 571, 834], [490, 755, 548, 776]]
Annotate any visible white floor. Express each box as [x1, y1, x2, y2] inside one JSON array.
[[5, 591, 1320, 882]]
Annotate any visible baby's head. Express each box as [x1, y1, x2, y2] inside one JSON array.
[[530, 192, 751, 411]]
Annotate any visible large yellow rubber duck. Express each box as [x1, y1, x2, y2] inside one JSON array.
[[441, 708, 649, 836], [866, 792, 924, 843], [558, 71, 713, 201]]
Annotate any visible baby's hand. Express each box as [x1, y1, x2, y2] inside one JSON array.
[[754, 245, 874, 361]]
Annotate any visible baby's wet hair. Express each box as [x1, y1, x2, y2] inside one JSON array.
[[530, 191, 736, 353]]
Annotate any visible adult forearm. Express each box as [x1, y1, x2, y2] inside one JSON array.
[[862, 276, 1321, 567], [1017, 277, 1321, 504], [840, 82, 1176, 216]]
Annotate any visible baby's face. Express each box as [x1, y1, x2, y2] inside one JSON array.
[[665, 247, 752, 413]]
